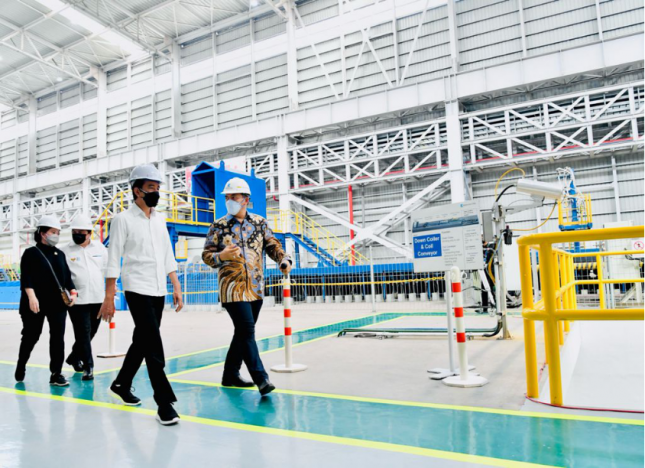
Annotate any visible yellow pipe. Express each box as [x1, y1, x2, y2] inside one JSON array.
[[539, 243, 564, 406], [558, 320, 564, 346], [519, 245, 539, 397], [596, 254, 605, 310], [554, 309, 644, 320]]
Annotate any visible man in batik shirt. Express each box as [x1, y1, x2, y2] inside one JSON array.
[[202, 177, 291, 396]]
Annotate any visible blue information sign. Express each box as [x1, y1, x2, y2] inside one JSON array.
[[413, 233, 442, 259]]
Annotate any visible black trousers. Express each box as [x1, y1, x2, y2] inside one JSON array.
[[222, 300, 268, 384], [115, 292, 176, 405], [67, 303, 101, 369], [18, 307, 67, 374]]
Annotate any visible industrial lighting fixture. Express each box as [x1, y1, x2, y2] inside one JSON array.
[[34, 0, 146, 59], [56, 77, 63, 82], [515, 179, 563, 200]]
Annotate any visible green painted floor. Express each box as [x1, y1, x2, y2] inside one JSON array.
[[1, 312, 642, 467]]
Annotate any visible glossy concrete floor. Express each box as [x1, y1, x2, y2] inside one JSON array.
[[0, 307, 643, 467]]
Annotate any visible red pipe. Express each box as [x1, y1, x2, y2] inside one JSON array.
[[348, 185, 355, 266]]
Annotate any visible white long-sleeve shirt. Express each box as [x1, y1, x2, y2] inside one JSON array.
[[60, 240, 108, 305], [106, 205, 177, 297]]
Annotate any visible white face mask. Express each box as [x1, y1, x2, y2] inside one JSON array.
[[45, 233, 60, 247], [226, 199, 243, 216]]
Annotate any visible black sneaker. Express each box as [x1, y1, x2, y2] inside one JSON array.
[[15, 364, 25, 383], [221, 375, 255, 388], [49, 373, 69, 387], [109, 382, 141, 406], [66, 356, 84, 373], [156, 403, 180, 426], [81, 368, 94, 381], [258, 380, 275, 396]]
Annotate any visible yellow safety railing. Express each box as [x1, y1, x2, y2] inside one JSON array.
[[267, 208, 368, 265], [558, 194, 592, 228], [93, 190, 215, 240], [519, 226, 644, 406]]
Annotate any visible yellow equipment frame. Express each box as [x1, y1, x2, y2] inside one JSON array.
[[518, 226, 644, 406]]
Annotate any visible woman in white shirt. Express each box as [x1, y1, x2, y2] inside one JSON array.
[[61, 214, 108, 381]]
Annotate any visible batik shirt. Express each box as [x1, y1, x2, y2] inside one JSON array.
[[202, 213, 290, 303]]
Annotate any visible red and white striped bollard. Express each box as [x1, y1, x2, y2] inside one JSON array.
[[443, 266, 488, 388], [97, 299, 126, 358], [271, 274, 307, 373]]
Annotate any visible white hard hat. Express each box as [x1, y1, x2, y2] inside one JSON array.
[[70, 214, 93, 230], [221, 177, 251, 196], [37, 214, 61, 230], [129, 164, 163, 184]]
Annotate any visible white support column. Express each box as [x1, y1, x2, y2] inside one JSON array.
[[171, 40, 182, 139], [518, 0, 528, 57], [446, 101, 466, 203], [611, 156, 621, 222], [96, 70, 107, 159], [82, 177, 91, 217], [594, 0, 604, 41], [402, 182, 410, 247], [532, 166, 543, 232], [250, 20, 257, 120], [27, 96, 37, 175], [446, 0, 460, 73], [277, 135, 293, 255], [285, 3, 299, 111], [12, 194, 19, 260]]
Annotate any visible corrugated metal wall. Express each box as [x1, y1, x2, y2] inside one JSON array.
[[0, 139, 15, 181], [59, 85, 80, 109], [1, 111, 16, 129], [58, 119, 79, 166], [106, 103, 128, 155], [397, 6, 451, 85], [131, 96, 153, 149], [155, 90, 173, 142], [600, 0, 644, 39], [344, 22, 396, 98], [217, 65, 252, 126], [36, 126, 57, 171], [36, 93, 57, 117], [17, 136, 27, 176], [107, 66, 128, 92], [181, 77, 214, 136], [457, 0, 523, 71], [131, 58, 153, 84], [297, 37, 343, 108], [255, 54, 289, 119], [82, 113, 97, 160]]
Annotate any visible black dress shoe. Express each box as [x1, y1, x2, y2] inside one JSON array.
[[221, 375, 255, 388], [15, 364, 26, 383], [258, 380, 275, 396], [81, 368, 94, 381], [65, 357, 83, 373]]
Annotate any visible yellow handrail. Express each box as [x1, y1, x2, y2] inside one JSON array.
[[558, 194, 592, 228], [92, 190, 215, 241], [518, 226, 644, 406], [267, 208, 368, 265]]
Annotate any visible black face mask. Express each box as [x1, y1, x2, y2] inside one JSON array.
[[72, 233, 87, 245], [140, 190, 160, 208]]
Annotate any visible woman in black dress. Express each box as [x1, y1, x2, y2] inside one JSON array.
[[16, 215, 77, 386]]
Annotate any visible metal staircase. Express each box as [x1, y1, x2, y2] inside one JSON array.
[[268, 209, 367, 267]]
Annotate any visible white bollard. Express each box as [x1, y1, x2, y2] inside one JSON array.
[[97, 314, 126, 358], [271, 275, 307, 373], [443, 266, 488, 388]]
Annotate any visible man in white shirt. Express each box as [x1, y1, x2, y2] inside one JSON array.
[[99, 164, 184, 426], [60, 214, 107, 381]]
